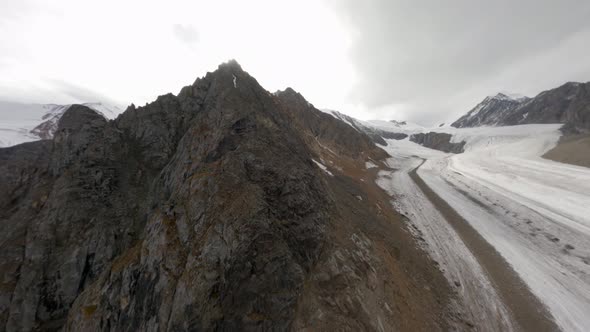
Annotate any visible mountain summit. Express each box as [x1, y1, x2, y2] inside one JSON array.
[[0, 61, 452, 331], [451, 93, 530, 128]]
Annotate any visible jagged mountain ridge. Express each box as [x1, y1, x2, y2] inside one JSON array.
[[452, 82, 590, 133], [0, 61, 454, 331]]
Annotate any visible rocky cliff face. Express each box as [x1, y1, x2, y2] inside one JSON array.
[[410, 132, 466, 154], [1, 103, 152, 331], [0, 61, 454, 331], [452, 82, 590, 134]]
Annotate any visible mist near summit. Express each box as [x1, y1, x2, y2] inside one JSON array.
[[2, 0, 590, 125]]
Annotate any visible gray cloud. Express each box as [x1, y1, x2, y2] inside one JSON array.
[[328, 0, 590, 124], [172, 24, 199, 45], [45, 79, 124, 106]]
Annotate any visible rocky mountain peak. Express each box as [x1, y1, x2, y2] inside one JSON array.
[[562, 81, 583, 88], [451, 92, 528, 128], [177, 59, 261, 105], [274, 87, 314, 109], [489, 92, 529, 102], [217, 58, 243, 71], [56, 104, 106, 132], [1, 62, 452, 331]]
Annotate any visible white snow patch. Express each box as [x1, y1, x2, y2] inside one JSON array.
[[232, 75, 237, 88], [312, 159, 333, 176], [365, 161, 378, 169]]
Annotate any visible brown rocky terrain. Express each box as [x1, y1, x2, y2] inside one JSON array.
[[543, 134, 590, 168], [0, 61, 458, 331]]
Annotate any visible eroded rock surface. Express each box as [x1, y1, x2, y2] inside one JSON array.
[[1, 61, 453, 331]]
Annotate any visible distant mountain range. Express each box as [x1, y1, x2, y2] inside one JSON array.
[[314, 81, 590, 154], [451, 82, 590, 134]]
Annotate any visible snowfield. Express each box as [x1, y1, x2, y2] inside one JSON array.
[[377, 124, 590, 331], [376, 150, 515, 331]]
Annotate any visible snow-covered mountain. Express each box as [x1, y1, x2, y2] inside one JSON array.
[[451, 93, 531, 128], [0, 101, 122, 147], [452, 82, 590, 133]]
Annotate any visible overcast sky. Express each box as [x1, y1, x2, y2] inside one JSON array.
[[1, 0, 590, 125]]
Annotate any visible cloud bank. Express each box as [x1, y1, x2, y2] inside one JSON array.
[[328, 0, 590, 124]]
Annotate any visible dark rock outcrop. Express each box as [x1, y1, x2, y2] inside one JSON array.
[[1, 102, 150, 331], [379, 131, 408, 140], [410, 132, 466, 153], [1, 60, 453, 331]]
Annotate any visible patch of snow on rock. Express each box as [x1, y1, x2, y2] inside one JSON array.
[[312, 159, 333, 176], [366, 161, 378, 169]]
